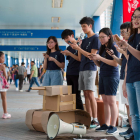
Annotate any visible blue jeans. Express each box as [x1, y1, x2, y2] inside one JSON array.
[[42, 70, 63, 86], [14, 75, 19, 88], [28, 77, 40, 91], [126, 81, 140, 140]]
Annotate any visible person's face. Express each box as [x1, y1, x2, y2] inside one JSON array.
[[120, 28, 130, 40], [99, 32, 110, 45], [64, 35, 74, 44], [132, 10, 140, 29], [31, 62, 34, 66], [47, 39, 56, 50], [81, 24, 92, 34], [0, 54, 5, 63], [40, 65, 42, 68]]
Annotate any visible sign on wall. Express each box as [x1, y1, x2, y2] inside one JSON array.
[[0, 30, 75, 38], [123, 0, 140, 22]]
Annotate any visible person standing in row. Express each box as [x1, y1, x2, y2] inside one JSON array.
[[89, 28, 120, 134], [61, 29, 84, 110], [42, 36, 65, 86], [26, 61, 40, 92], [17, 62, 26, 92], [70, 17, 101, 128], [114, 7, 140, 140]]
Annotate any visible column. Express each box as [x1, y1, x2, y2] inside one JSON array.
[[93, 16, 101, 34], [110, 0, 123, 36]]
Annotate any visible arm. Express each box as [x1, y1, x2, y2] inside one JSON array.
[[93, 60, 101, 67], [2, 65, 7, 80], [112, 55, 122, 66], [53, 59, 65, 69], [30, 70, 34, 79], [43, 53, 49, 70], [39, 70, 45, 79]]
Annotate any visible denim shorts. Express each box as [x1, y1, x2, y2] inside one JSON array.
[[99, 76, 119, 96], [42, 70, 63, 86]]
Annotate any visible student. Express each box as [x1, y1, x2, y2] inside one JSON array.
[[107, 22, 134, 139], [26, 61, 40, 92], [42, 36, 65, 86], [61, 29, 84, 110], [0, 51, 11, 119], [70, 17, 101, 128], [114, 7, 140, 140], [88, 28, 120, 134]]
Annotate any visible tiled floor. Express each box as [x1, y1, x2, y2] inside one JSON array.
[[0, 82, 127, 140]]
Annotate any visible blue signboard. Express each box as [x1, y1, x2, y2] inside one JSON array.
[[0, 45, 66, 51], [0, 29, 75, 38]]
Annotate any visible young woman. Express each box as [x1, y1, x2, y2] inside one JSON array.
[[88, 28, 120, 134], [114, 7, 140, 140], [42, 36, 65, 86], [0, 51, 11, 119]]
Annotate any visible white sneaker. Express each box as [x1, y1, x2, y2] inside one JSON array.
[[16, 88, 18, 91], [19, 90, 23, 92], [2, 113, 11, 119]]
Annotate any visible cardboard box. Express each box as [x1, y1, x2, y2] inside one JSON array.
[[31, 85, 72, 96], [25, 109, 91, 134], [43, 94, 76, 111]]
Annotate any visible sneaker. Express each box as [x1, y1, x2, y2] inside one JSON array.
[[26, 90, 30, 92], [124, 133, 134, 140], [106, 126, 117, 134], [2, 113, 11, 119], [119, 127, 133, 137], [95, 124, 109, 132], [90, 120, 100, 128], [16, 88, 18, 91], [19, 90, 23, 92]]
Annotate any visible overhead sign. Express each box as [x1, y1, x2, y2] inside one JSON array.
[[0, 29, 75, 38], [123, 0, 140, 22], [0, 45, 66, 51]]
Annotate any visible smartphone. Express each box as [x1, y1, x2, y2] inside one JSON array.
[[115, 34, 121, 41], [105, 48, 114, 55], [68, 41, 72, 44]]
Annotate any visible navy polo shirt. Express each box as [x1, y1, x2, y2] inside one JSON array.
[[80, 34, 101, 71], [120, 54, 127, 80], [47, 51, 65, 70], [100, 43, 120, 77], [126, 33, 140, 83], [66, 46, 80, 75]]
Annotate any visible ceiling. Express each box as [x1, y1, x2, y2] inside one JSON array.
[[0, 0, 113, 60]]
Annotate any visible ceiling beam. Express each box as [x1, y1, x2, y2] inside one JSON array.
[[93, 0, 113, 16]]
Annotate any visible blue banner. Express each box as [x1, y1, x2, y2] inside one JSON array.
[[0, 29, 75, 38], [0, 45, 66, 51]]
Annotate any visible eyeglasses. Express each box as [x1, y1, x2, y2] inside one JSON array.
[[132, 15, 140, 20], [98, 36, 107, 39], [47, 41, 55, 45], [120, 31, 129, 34]]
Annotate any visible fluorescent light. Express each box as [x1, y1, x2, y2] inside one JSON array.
[[52, 0, 63, 8], [51, 27, 59, 29], [51, 17, 60, 23]]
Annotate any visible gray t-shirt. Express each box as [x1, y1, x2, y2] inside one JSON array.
[[17, 66, 26, 75]]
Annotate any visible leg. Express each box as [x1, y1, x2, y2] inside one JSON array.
[[1, 92, 7, 113], [127, 82, 140, 140], [42, 71, 50, 86], [34, 77, 40, 87], [102, 95, 111, 126], [28, 78, 35, 91], [126, 104, 132, 127], [107, 95, 118, 126], [51, 71, 63, 85]]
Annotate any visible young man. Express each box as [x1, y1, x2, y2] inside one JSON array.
[[107, 22, 134, 140], [61, 29, 84, 110], [17, 62, 26, 92], [70, 17, 101, 128], [26, 61, 40, 92]]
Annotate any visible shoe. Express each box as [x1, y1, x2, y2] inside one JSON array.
[[124, 133, 134, 140], [106, 126, 117, 134], [90, 120, 100, 128], [119, 127, 133, 137], [19, 90, 23, 92], [95, 124, 109, 132], [26, 90, 30, 92], [16, 88, 18, 91], [2, 113, 11, 119]]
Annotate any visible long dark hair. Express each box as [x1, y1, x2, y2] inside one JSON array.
[[0, 51, 4, 57], [99, 28, 113, 56], [46, 36, 60, 55], [129, 7, 140, 43]]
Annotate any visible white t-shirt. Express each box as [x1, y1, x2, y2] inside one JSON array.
[[26, 67, 30, 75]]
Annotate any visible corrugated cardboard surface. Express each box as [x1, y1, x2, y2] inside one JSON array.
[[39, 85, 72, 96], [25, 109, 91, 134], [43, 94, 76, 111]]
